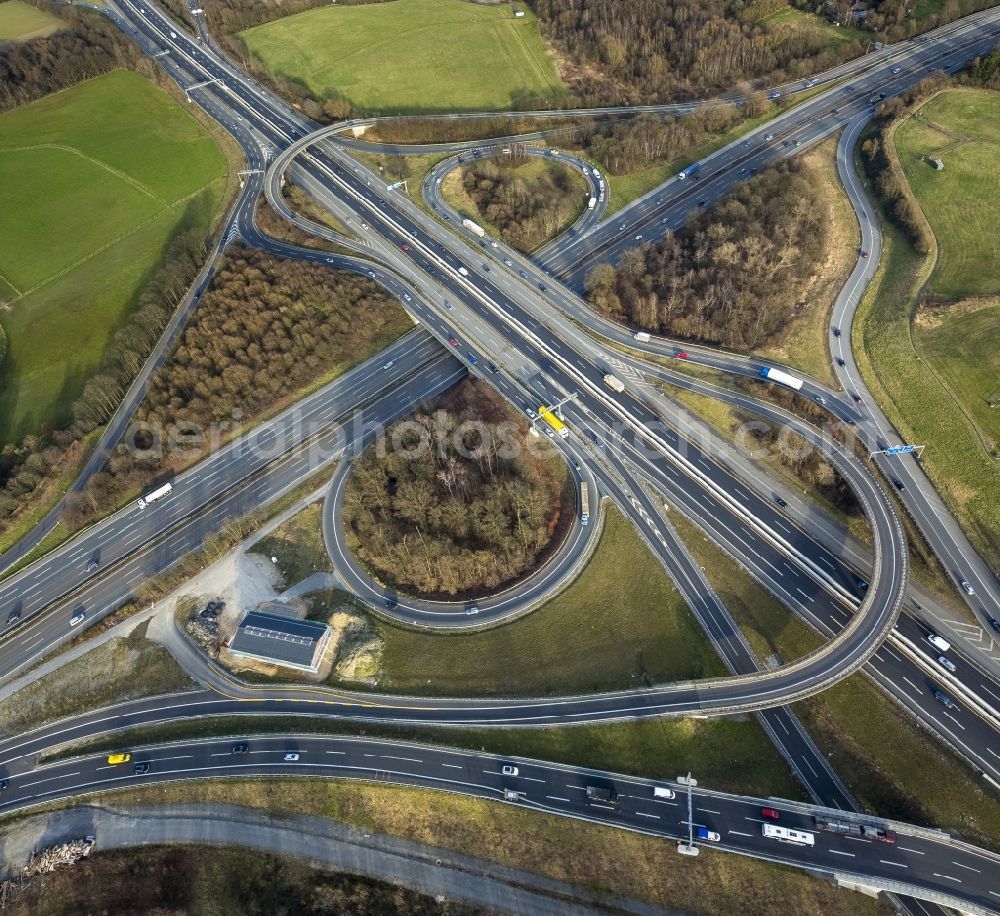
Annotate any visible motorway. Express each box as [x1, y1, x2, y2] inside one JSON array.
[[0, 0, 998, 909], [1, 734, 999, 914]]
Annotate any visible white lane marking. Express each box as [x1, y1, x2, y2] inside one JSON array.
[[380, 755, 422, 763], [829, 850, 855, 858], [953, 861, 980, 873], [19, 771, 81, 789], [441, 763, 462, 769], [635, 812, 660, 820], [728, 830, 752, 837], [897, 846, 924, 854], [933, 873, 961, 883], [880, 859, 907, 868], [545, 795, 570, 803]]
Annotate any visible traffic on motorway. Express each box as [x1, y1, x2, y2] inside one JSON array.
[[2, 1, 999, 912]]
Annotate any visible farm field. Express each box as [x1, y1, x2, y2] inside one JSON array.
[[0, 69, 229, 444], [239, 0, 566, 114], [0, 0, 63, 41]]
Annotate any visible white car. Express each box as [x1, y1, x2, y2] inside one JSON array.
[[382, 361, 394, 370], [892, 66, 902, 74], [502, 765, 519, 776], [927, 633, 951, 653], [960, 580, 975, 596], [283, 753, 300, 762], [69, 610, 86, 627]]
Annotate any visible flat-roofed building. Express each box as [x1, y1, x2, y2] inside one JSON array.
[[227, 610, 331, 673]]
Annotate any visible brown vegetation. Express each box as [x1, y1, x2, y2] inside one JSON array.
[[343, 380, 570, 598], [458, 154, 583, 252], [0, 6, 147, 113], [56, 247, 405, 530], [4, 845, 477, 916], [586, 161, 826, 350], [532, 0, 864, 105]]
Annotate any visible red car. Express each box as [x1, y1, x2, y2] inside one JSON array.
[[448, 337, 459, 347], [861, 250, 869, 259], [676, 351, 689, 360], [401, 243, 410, 251], [761, 807, 780, 821]]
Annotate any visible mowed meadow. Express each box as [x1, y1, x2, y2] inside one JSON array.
[[239, 0, 566, 114], [857, 87, 1000, 571], [0, 69, 229, 443]]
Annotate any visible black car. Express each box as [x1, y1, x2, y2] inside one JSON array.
[[836, 357, 846, 366], [774, 495, 788, 508], [538, 283, 547, 291], [6, 611, 19, 625], [892, 478, 905, 491], [0, 780, 8, 791], [133, 762, 150, 775], [384, 597, 398, 611], [485, 361, 500, 374], [832, 326, 841, 337], [988, 616, 1000, 634], [231, 743, 249, 754]]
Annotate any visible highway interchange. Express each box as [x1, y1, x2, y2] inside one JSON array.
[[1, 0, 1000, 911]]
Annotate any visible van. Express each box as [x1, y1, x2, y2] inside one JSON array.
[[634, 331, 651, 342], [653, 786, 676, 799], [927, 633, 950, 653]]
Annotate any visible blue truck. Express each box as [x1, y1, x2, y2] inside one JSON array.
[[678, 162, 701, 180]]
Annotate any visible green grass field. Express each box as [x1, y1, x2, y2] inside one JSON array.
[[239, 0, 566, 114], [0, 0, 63, 40], [762, 8, 867, 48], [366, 505, 727, 696], [917, 301, 1000, 451], [0, 69, 228, 444], [852, 92, 1000, 572], [895, 89, 1000, 300]]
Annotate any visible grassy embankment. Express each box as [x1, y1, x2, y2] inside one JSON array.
[[671, 511, 1000, 852], [0, 69, 230, 445], [259, 503, 729, 696], [0, 620, 193, 740], [855, 87, 1000, 573], [239, 0, 566, 114]]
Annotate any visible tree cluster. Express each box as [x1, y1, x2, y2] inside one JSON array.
[[460, 157, 580, 252], [343, 382, 568, 598], [850, 0, 996, 43], [565, 107, 744, 175], [54, 246, 402, 530], [585, 162, 826, 351], [860, 72, 950, 255], [530, 0, 865, 105], [0, 6, 146, 114]]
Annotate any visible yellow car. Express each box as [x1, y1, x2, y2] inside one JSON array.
[[107, 753, 132, 765]]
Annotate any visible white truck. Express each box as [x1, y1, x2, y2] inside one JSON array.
[[587, 197, 597, 210], [137, 482, 172, 510], [759, 366, 804, 391], [603, 374, 625, 393], [462, 218, 486, 238], [633, 331, 651, 342]]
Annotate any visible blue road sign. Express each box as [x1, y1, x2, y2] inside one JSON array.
[[884, 445, 915, 455]]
